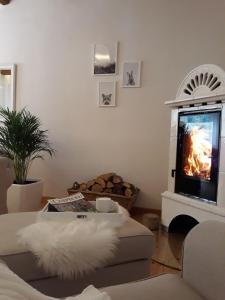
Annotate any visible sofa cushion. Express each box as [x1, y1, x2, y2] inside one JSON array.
[[103, 274, 203, 300], [0, 212, 154, 281]]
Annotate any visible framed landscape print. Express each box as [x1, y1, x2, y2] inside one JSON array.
[[98, 81, 116, 107], [122, 61, 141, 87], [93, 43, 117, 75], [0, 64, 16, 116]]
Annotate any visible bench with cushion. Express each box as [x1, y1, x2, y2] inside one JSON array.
[[0, 212, 154, 297], [0, 157, 154, 297], [0, 220, 224, 300]]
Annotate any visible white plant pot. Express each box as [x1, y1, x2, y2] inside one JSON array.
[[7, 180, 43, 213]]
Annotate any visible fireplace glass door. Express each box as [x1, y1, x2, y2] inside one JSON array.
[[175, 109, 221, 202]]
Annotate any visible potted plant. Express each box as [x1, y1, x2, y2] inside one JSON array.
[[0, 107, 55, 212]]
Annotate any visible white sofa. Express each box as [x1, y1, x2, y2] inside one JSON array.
[[104, 220, 225, 300], [0, 220, 224, 300]]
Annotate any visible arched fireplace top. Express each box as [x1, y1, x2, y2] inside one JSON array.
[[176, 64, 225, 99], [165, 64, 225, 107]]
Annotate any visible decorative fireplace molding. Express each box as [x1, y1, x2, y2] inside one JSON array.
[[162, 64, 225, 229], [165, 64, 225, 108]]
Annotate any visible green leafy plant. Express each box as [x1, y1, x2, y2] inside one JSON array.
[[0, 107, 55, 184]]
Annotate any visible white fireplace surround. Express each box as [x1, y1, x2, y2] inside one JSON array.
[[162, 64, 225, 228]]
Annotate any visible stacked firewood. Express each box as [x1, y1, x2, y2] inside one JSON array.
[[72, 173, 137, 197]]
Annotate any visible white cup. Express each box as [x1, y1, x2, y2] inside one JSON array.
[[96, 197, 115, 212]]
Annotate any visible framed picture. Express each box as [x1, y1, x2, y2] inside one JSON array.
[[122, 61, 141, 87], [98, 81, 116, 107], [0, 64, 16, 116], [93, 43, 117, 75]]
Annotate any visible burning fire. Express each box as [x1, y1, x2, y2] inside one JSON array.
[[184, 126, 212, 180]]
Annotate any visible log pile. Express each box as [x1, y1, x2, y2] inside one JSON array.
[[71, 173, 137, 198], [0, 0, 11, 5]]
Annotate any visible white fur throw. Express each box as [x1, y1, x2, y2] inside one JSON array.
[[18, 220, 119, 279]]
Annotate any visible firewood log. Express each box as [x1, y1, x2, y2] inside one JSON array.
[[99, 173, 115, 181], [123, 182, 131, 189], [125, 188, 133, 197], [113, 183, 124, 195], [92, 184, 103, 193], [96, 177, 106, 188], [112, 175, 122, 184], [0, 0, 10, 5], [106, 181, 114, 188], [87, 179, 95, 189], [130, 184, 136, 194], [79, 183, 87, 191]]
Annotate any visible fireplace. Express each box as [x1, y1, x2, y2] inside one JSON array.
[[175, 109, 221, 202], [161, 64, 225, 229]]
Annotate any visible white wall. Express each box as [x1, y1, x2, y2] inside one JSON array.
[[0, 0, 225, 208]]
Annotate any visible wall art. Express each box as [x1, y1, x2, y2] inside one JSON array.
[[98, 81, 116, 107], [93, 43, 117, 75], [122, 61, 141, 87]]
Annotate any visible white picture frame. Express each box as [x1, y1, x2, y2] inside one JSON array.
[[122, 61, 141, 88], [93, 43, 117, 75], [0, 64, 16, 113], [98, 81, 116, 107]]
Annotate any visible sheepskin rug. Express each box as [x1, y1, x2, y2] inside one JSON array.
[[18, 220, 119, 279]]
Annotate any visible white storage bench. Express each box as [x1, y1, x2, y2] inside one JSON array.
[[0, 212, 154, 298]]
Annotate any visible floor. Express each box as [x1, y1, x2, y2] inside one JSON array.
[[152, 228, 185, 270], [149, 230, 182, 277], [150, 260, 180, 276], [132, 213, 183, 277]]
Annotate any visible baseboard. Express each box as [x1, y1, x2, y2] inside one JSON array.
[[131, 206, 161, 216]]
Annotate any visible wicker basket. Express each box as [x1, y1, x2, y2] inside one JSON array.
[[67, 188, 139, 211]]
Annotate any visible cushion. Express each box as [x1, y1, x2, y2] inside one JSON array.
[[0, 259, 110, 300], [0, 212, 154, 281], [183, 221, 225, 300], [103, 274, 203, 300]]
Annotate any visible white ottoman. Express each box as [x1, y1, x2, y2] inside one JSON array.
[[0, 212, 154, 298]]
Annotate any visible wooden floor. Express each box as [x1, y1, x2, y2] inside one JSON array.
[[131, 213, 182, 277], [150, 260, 180, 276]]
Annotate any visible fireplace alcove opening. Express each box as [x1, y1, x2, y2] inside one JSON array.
[[168, 214, 199, 234], [157, 215, 200, 271]]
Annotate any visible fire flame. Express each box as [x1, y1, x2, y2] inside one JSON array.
[[183, 126, 212, 180]]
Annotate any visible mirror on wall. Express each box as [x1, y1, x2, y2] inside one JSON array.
[[0, 64, 16, 111]]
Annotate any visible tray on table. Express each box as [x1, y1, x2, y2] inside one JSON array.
[[37, 201, 126, 228]]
